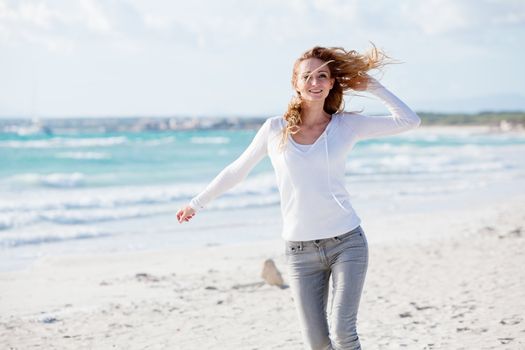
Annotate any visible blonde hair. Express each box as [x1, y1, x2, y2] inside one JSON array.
[[280, 42, 394, 151]]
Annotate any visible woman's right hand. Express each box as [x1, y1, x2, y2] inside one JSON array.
[[352, 73, 382, 92], [177, 205, 196, 223]]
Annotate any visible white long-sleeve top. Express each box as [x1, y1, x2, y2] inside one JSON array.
[[189, 82, 421, 241]]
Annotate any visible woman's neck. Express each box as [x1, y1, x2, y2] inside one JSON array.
[[301, 101, 331, 126]]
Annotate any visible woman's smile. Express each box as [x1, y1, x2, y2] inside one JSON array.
[[295, 57, 335, 102]]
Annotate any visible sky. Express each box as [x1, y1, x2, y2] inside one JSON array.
[[0, 0, 524, 118]]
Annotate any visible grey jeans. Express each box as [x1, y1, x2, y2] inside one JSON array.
[[284, 225, 369, 350]]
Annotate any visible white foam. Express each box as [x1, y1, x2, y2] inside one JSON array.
[[0, 173, 280, 231], [0, 212, 35, 230], [55, 152, 111, 160], [0, 227, 112, 248], [190, 136, 230, 144], [6, 172, 86, 188], [38, 206, 170, 225], [0, 136, 128, 148], [138, 136, 176, 146]]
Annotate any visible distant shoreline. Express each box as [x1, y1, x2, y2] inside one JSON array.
[[0, 111, 523, 134], [416, 124, 525, 134], [417, 111, 525, 127]]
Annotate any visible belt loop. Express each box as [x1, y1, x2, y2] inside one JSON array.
[[299, 241, 304, 251]]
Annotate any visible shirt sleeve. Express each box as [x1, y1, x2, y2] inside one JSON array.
[[348, 80, 421, 140], [188, 118, 271, 212]]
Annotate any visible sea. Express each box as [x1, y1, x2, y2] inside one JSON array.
[[1, 120, 525, 271]]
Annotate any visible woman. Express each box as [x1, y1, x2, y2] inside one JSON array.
[[177, 44, 421, 350]]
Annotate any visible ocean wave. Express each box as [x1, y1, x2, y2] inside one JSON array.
[[39, 207, 168, 225], [0, 195, 279, 231], [347, 147, 513, 175], [190, 136, 230, 144], [7, 173, 86, 188], [0, 206, 174, 231], [55, 152, 112, 160], [0, 187, 187, 214], [0, 173, 279, 213], [0, 228, 112, 248], [346, 161, 510, 177], [0, 173, 280, 230], [138, 136, 176, 146], [0, 136, 128, 148], [0, 213, 35, 230]]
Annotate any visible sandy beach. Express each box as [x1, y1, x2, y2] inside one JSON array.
[[2, 0, 524, 347], [1, 192, 523, 349]]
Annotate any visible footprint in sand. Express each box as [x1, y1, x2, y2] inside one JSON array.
[[500, 316, 522, 325], [498, 337, 514, 344]]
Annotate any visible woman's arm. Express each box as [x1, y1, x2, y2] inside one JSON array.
[[348, 76, 421, 140], [187, 118, 271, 212]]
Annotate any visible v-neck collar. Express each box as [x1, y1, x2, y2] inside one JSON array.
[[288, 115, 334, 154]]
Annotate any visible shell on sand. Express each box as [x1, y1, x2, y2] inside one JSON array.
[[261, 259, 284, 287]]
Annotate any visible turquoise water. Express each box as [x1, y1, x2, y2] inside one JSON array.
[[2, 128, 523, 189], [1, 123, 525, 270], [0, 130, 272, 187]]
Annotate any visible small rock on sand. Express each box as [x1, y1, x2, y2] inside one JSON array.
[[261, 259, 284, 287]]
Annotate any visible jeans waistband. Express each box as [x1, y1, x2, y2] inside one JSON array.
[[286, 225, 362, 251]]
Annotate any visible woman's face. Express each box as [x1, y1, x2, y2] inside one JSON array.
[[294, 58, 335, 102]]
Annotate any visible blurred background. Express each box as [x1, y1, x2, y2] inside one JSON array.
[[1, 0, 524, 270]]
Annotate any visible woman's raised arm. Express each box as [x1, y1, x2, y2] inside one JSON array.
[[347, 76, 421, 140]]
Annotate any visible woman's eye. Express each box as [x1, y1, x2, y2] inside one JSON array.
[[301, 73, 328, 81]]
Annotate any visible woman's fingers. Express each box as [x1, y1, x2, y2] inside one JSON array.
[[182, 212, 194, 222], [352, 73, 381, 91], [177, 206, 196, 223], [352, 74, 368, 91]]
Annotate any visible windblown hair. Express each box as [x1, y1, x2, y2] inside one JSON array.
[[280, 42, 394, 151]]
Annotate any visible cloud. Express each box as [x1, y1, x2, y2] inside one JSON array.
[[401, 0, 525, 35], [78, 0, 112, 34], [142, 13, 170, 31], [1, 0, 524, 117], [1, 0, 524, 51], [0, 0, 68, 29], [0, 0, 76, 51], [312, 0, 359, 21], [126, 0, 322, 50], [400, 0, 469, 35], [0, 0, 144, 52]]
